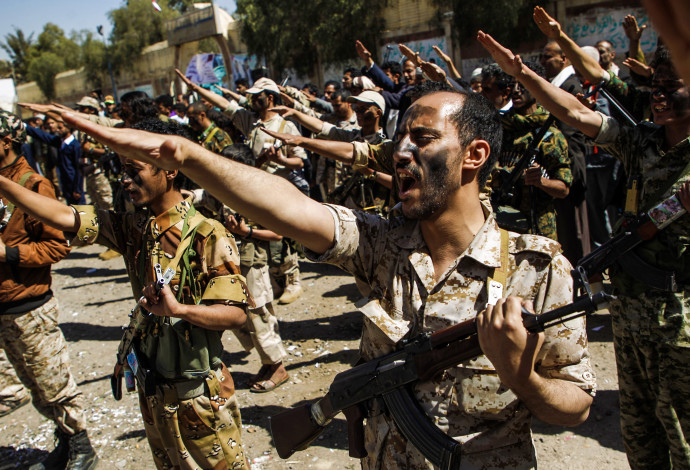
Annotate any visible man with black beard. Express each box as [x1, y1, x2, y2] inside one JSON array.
[[61, 89, 595, 469]]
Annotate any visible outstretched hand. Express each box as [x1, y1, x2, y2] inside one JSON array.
[[477, 31, 524, 77], [420, 61, 446, 82], [62, 113, 188, 170], [623, 57, 653, 78], [269, 105, 296, 118], [398, 43, 421, 67], [533, 6, 562, 40], [260, 127, 304, 147], [174, 68, 196, 89], [432, 45, 451, 63], [355, 40, 374, 67], [622, 14, 647, 41]]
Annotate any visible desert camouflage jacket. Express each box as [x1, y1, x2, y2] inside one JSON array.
[[306, 202, 595, 469]]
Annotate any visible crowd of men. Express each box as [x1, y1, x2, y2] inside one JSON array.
[[0, 1, 688, 468]]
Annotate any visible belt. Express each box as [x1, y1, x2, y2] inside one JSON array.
[[165, 368, 223, 400]]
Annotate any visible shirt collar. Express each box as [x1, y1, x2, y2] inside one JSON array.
[[200, 123, 216, 140], [550, 65, 575, 89], [63, 134, 75, 145], [149, 196, 194, 239], [388, 200, 503, 269]]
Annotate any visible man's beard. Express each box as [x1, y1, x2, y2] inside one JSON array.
[[400, 158, 458, 220]]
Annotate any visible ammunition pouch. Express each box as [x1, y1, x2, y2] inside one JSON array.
[[493, 205, 530, 234], [140, 316, 223, 381]]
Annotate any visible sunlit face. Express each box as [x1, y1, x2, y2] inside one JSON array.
[[650, 65, 690, 126], [480, 77, 508, 109], [393, 92, 465, 219], [508, 80, 536, 114], [118, 158, 169, 207], [402, 60, 416, 85], [539, 43, 565, 79], [596, 41, 615, 69], [353, 102, 380, 127], [342, 72, 353, 89]]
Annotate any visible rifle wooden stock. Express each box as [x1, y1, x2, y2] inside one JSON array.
[[270, 393, 338, 459]]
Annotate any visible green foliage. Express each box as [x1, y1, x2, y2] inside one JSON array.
[[27, 52, 65, 99], [0, 60, 13, 79], [74, 30, 108, 88], [1, 28, 35, 82], [433, 0, 546, 49], [35, 23, 81, 70], [108, 0, 181, 71], [236, 0, 386, 77]]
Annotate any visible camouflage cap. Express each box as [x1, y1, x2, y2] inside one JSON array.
[[0, 110, 27, 146]]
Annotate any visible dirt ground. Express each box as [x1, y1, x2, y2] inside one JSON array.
[[0, 244, 629, 469]]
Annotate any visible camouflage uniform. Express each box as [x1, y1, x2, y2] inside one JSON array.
[[222, 102, 308, 288], [199, 122, 233, 155], [231, 219, 287, 365], [594, 115, 690, 469], [312, 114, 359, 195], [489, 107, 572, 240], [0, 348, 28, 406], [0, 111, 87, 438], [603, 70, 652, 123], [79, 132, 114, 210], [305, 202, 595, 469], [316, 125, 391, 214], [70, 198, 251, 470]]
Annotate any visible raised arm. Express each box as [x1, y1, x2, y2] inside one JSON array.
[[261, 128, 356, 165], [622, 14, 647, 64], [270, 105, 326, 134], [533, 6, 607, 84], [433, 45, 462, 80], [643, 0, 690, 86], [0, 175, 79, 232], [478, 31, 603, 138], [175, 69, 233, 111], [61, 113, 336, 254]]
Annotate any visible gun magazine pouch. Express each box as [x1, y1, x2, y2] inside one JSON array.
[[494, 205, 530, 234]]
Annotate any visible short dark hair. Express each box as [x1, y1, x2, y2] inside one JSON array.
[[650, 45, 675, 72], [406, 80, 454, 101], [324, 80, 341, 91], [130, 118, 195, 189], [172, 103, 187, 114], [302, 83, 319, 96], [155, 94, 174, 109], [120, 91, 158, 125], [382, 61, 402, 77], [235, 78, 248, 89], [343, 67, 362, 78], [481, 64, 512, 90], [521, 61, 546, 80], [220, 143, 256, 167], [448, 91, 502, 187], [331, 88, 352, 101], [187, 101, 207, 115]]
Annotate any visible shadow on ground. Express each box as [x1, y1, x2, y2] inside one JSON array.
[[533, 389, 624, 453]]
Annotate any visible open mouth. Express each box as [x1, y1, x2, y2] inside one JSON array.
[[397, 169, 418, 196]]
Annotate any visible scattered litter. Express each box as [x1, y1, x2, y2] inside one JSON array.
[[287, 345, 298, 351]]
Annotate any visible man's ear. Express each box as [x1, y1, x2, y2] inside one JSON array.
[[462, 139, 491, 172], [165, 169, 178, 182]]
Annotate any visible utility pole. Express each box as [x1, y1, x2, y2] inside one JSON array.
[[97, 25, 119, 103]]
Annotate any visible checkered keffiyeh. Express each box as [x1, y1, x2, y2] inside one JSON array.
[[0, 110, 27, 145]]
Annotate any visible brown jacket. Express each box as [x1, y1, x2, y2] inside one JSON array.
[[0, 157, 70, 310]]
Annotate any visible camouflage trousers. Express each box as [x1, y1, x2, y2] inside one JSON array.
[[138, 364, 248, 470], [85, 170, 113, 210], [361, 412, 536, 470], [233, 264, 286, 364], [0, 297, 86, 433], [0, 348, 29, 403], [610, 297, 690, 470], [233, 303, 286, 365]]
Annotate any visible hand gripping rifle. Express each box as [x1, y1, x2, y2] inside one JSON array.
[[270, 191, 687, 469], [111, 264, 175, 400]]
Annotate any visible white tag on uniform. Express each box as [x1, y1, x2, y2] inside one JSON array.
[[487, 279, 503, 306]]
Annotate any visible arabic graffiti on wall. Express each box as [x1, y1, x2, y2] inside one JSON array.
[[565, 7, 658, 54]]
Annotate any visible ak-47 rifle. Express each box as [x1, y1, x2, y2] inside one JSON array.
[[270, 189, 688, 469], [111, 264, 175, 400], [491, 115, 557, 233]]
